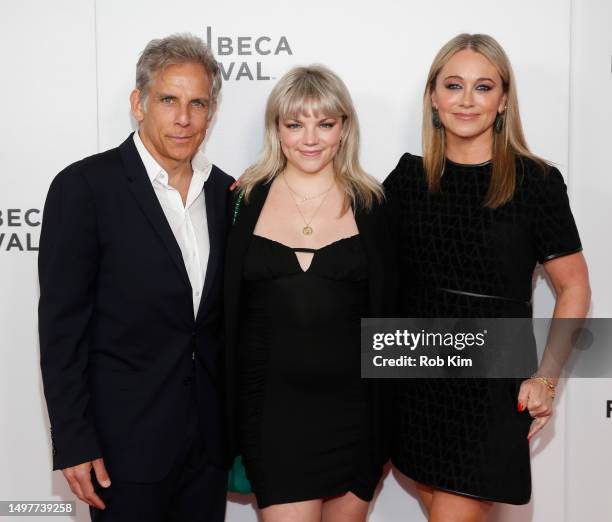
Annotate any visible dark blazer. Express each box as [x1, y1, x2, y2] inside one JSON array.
[[223, 181, 398, 462], [38, 134, 234, 482]]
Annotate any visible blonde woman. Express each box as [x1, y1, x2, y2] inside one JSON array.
[[224, 65, 395, 521], [384, 34, 590, 521]]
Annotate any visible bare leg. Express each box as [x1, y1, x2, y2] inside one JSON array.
[[429, 489, 492, 522], [260, 499, 323, 522], [415, 481, 434, 513], [321, 491, 369, 522]]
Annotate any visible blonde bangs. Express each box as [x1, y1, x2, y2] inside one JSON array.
[[277, 77, 346, 121]]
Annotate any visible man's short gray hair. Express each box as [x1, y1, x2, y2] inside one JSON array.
[[136, 33, 221, 106]]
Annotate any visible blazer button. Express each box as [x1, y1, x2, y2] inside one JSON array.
[[183, 376, 192, 386]]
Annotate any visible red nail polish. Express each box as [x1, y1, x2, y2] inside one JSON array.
[[517, 402, 524, 412]]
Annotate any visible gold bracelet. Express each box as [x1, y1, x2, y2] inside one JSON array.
[[530, 374, 556, 397]]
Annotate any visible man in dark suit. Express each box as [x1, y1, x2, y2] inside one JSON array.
[[38, 33, 233, 521]]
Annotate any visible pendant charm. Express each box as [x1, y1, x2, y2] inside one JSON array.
[[302, 226, 313, 235]]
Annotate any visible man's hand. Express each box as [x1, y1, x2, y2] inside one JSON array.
[[62, 458, 111, 509]]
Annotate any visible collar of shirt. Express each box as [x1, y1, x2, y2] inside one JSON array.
[[133, 131, 212, 207]]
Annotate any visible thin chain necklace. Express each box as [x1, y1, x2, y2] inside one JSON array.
[[282, 173, 335, 236], [284, 178, 335, 202]]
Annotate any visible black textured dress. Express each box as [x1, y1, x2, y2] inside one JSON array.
[[238, 234, 381, 508], [383, 153, 582, 504]]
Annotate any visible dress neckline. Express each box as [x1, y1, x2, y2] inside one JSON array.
[[252, 234, 360, 252], [252, 234, 360, 274], [445, 158, 492, 168]]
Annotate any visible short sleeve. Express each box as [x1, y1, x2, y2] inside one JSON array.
[[531, 167, 582, 264]]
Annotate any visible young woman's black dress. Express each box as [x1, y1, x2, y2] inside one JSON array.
[[383, 153, 582, 504], [237, 234, 381, 508]]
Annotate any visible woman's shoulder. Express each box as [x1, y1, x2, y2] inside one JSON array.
[[382, 152, 425, 195], [511, 157, 573, 217], [396, 151, 424, 165], [515, 156, 566, 191], [230, 179, 273, 226], [237, 178, 273, 204], [387, 152, 424, 175]]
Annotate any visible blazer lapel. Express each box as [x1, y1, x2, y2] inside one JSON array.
[[224, 181, 270, 337], [119, 135, 191, 290], [196, 170, 223, 323], [224, 181, 270, 457], [356, 204, 387, 317], [225, 181, 271, 287]]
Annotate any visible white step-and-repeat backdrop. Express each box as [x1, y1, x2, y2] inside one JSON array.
[[1, 1, 610, 520]]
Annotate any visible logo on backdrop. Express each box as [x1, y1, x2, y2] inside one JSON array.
[[607, 400, 612, 418], [0, 208, 40, 252], [205, 26, 293, 81]]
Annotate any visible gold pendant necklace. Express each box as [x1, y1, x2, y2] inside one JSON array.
[[282, 174, 335, 235]]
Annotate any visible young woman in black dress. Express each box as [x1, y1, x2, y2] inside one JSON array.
[[225, 65, 395, 522], [383, 34, 590, 521]]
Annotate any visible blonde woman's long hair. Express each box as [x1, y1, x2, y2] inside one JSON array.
[[240, 64, 383, 213], [423, 33, 547, 208]]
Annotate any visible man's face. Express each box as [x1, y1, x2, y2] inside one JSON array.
[[130, 62, 212, 170]]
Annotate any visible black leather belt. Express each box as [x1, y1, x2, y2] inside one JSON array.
[[437, 287, 532, 307]]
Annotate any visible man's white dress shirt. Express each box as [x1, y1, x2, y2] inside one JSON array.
[[133, 131, 211, 318]]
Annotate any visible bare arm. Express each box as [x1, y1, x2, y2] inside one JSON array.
[[518, 251, 591, 439]]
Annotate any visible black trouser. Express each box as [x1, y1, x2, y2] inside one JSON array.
[[90, 390, 227, 521]]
